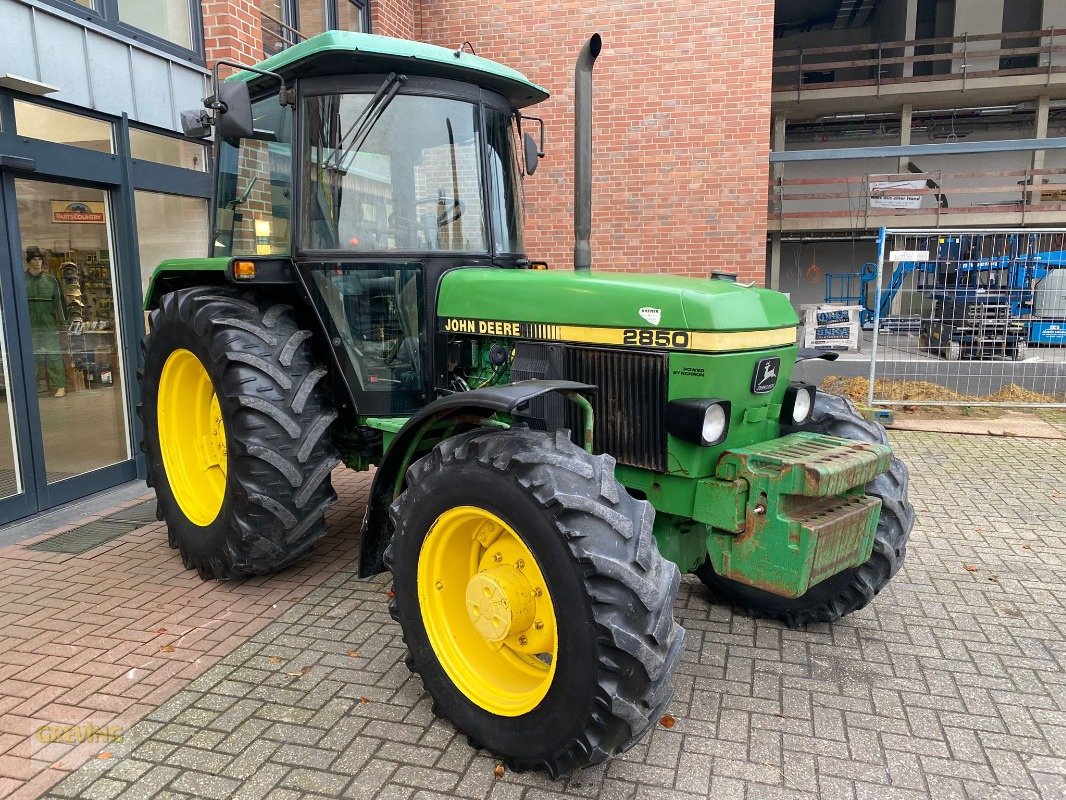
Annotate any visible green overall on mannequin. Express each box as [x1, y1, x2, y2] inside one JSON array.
[[24, 246, 68, 397]]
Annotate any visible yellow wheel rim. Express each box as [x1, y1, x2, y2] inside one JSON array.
[[157, 348, 227, 527], [417, 506, 558, 716]]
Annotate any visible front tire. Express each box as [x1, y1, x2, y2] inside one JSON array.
[[140, 287, 339, 579], [696, 392, 915, 628], [386, 427, 684, 777]]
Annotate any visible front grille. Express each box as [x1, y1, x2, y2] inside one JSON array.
[[565, 347, 668, 471]]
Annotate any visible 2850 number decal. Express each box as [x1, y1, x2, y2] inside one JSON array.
[[622, 329, 691, 348]]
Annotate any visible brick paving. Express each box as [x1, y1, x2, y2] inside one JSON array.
[[0, 470, 372, 800], [0, 431, 1062, 799]]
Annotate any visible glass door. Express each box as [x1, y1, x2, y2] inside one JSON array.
[[0, 171, 136, 525], [11, 178, 132, 488], [0, 298, 23, 501], [0, 187, 33, 521]]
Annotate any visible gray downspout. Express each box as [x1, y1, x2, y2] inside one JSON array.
[[574, 33, 602, 272]]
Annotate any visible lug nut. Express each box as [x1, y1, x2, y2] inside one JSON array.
[[534, 620, 544, 630], [492, 552, 503, 563], [515, 559, 525, 569], [533, 587, 542, 597], [435, 581, 443, 590], [518, 635, 527, 645]]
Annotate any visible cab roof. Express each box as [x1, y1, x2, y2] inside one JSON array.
[[235, 31, 549, 109]]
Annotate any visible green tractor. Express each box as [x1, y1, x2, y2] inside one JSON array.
[[142, 31, 914, 776]]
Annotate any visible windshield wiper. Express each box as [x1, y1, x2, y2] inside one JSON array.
[[330, 72, 407, 174], [314, 73, 407, 247]]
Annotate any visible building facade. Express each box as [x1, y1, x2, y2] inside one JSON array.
[[0, 0, 777, 524], [13, 1, 1055, 524], [769, 0, 1066, 307], [0, 0, 211, 524]]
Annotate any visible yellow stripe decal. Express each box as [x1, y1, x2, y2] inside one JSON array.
[[440, 318, 797, 352]]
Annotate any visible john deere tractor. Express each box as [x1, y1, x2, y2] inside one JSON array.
[[142, 32, 914, 776]]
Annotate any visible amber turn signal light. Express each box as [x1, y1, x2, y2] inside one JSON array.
[[233, 260, 256, 280]]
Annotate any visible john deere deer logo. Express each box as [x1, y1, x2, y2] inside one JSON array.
[[751, 357, 780, 394]]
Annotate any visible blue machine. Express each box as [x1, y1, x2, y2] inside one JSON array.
[[825, 233, 1066, 347]]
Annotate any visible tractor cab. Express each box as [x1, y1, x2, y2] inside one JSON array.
[[190, 32, 547, 414]]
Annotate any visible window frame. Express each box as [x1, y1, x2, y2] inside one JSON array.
[[11, 97, 116, 155], [295, 75, 522, 262], [336, 0, 371, 33], [266, 0, 372, 56], [300, 90, 492, 256], [210, 94, 296, 259], [128, 123, 209, 172], [35, 0, 205, 63]]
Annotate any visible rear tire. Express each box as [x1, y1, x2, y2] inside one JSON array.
[[139, 287, 339, 579], [386, 426, 684, 777], [696, 392, 914, 628]]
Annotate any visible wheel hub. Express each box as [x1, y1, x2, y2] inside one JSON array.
[[417, 506, 559, 716], [464, 565, 535, 643], [157, 348, 227, 527]]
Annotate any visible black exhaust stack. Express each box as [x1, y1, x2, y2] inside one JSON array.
[[574, 33, 601, 272]]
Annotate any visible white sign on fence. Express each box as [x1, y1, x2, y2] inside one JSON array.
[[888, 250, 930, 262], [869, 179, 925, 210]]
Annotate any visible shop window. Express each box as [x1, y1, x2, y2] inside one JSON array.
[[117, 0, 193, 51], [129, 128, 207, 171], [13, 179, 131, 483], [134, 192, 209, 303], [13, 101, 113, 154]]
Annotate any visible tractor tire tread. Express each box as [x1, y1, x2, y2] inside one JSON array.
[[384, 426, 685, 778], [138, 286, 338, 579]]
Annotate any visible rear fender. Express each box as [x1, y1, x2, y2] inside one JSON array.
[[358, 380, 594, 577]]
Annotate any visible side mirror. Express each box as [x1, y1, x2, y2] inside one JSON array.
[[523, 132, 540, 175], [215, 81, 254, 139], [520, 115, 545, 176], [180, 109, 212, 139]]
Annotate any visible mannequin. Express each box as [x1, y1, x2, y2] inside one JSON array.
[[24, 246, 68, 397]]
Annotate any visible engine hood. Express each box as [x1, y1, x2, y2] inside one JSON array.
[[437, 269, 799, 332]]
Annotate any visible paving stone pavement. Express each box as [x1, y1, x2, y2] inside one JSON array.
[[26, 431, 1066, 799], [0, 469, 371, 800]]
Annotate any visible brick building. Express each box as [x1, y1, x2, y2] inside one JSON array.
[[3, 0, 1060, 524], [202, 0, 777, 284], [0, 0, 773, 526]]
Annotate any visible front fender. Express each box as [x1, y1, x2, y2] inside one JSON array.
[[358, 380, 595, 577]]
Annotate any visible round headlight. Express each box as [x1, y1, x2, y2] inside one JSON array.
[[791, 387, 814, 423], [702, 403, 728, 445]]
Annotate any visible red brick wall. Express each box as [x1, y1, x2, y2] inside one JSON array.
[[416, 1, 775, 283], [372, 0, 417, 39], [202, 0, 264, 69], [199, 1, 774, 284]]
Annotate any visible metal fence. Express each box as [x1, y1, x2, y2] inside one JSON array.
[[867, 227, 1066, 407]]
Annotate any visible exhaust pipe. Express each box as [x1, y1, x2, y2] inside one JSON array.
[[574, 33, 602, 272]]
